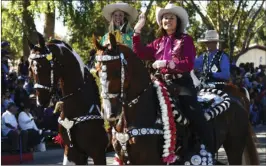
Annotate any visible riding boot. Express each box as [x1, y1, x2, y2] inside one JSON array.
[[178, 94, 216, 155]]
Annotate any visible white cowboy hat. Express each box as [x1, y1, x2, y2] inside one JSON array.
[[102, 2, 138, 24], [156, 3, 189, 32], [198, 30, 224, 42]]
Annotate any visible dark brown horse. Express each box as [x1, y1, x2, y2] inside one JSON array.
[[93, 33, 259, 165], [28, 32, 108, 165]]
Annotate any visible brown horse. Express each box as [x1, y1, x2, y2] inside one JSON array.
[[28, 32, 108, 164], [93, 33, 259, 165]]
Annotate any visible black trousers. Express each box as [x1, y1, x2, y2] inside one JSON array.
[[171, 74, 215, 153], [26, 129, 42, 148], [7, 130, 28, 152]]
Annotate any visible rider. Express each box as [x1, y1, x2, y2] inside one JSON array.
[[101, 2, 138, 48], [194, 30, 230, 87], [133, 3, 215, 155]]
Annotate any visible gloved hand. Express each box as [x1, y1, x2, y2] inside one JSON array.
[[152, 60, 167, 69], [134, 12, 146, 33]]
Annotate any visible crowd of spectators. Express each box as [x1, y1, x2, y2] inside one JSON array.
[[1, 41, 59, 154], [231, 62, 266, 126]]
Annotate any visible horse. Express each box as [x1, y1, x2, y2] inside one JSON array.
[[28, 32, 108, 165], [93, 33, 259, 165]]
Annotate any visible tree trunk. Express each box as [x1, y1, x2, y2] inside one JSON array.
[[44, 2, 55, 40], [22, 0, 37, 58]]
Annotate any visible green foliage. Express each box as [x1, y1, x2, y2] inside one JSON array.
[[2, 0, 265, 61], [1, 4, 24, 59]]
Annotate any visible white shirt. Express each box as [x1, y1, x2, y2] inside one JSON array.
[[18, 111, 39, 131], [2, 110, 18, 136]]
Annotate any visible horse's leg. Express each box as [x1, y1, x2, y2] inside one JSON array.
[[90, 149, 107, 165], [223, 135, 246, 164], [63, 146, 75, 165], [242, 123, 260, 165], [223, 106, 248, 164]]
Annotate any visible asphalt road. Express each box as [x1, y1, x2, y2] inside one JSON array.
[[23, 125, 266, 165]]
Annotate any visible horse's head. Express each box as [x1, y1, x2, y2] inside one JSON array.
[[28, 32, 62, 107], [94, 33, 151, 123], [93, 33, 131, 121]]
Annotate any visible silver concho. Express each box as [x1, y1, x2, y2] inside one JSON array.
[[141, 128, 147, 135], [150, 129, 154, 134], [101, 72, 107, 79], [184, 161, 191, 165], [101, 65, 107, 71], [202, 157, 207, 162], [200, 144, 206, 149], [211, 65, 218, 73], [207, 153, 212, 157], [207, 161, 213, 165], [131, 129, 139, 136], [202, 162, 207, 165], [116, 133, 129, 143], [191, 155, 202, 165], [200, 149, 207, 156]]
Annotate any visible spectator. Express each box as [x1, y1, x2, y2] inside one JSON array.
[[2, 90, 14, 111], [2, 102, 28, 153], [14, 76, 30, 111], [18, 103, 43, 151], [18, 57, 29, 78]]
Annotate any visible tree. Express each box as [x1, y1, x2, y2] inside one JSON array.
[[184, 0, 266, 60], [22, 0, 37, 58], [1, 0, 37, 59]]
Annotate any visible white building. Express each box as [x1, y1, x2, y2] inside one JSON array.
[[236, 45, 266, 67]]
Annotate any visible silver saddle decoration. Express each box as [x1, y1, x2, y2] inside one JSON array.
[[59, 118, 74, 130], [197, 91, 224, 107], [184, 144, 213, 165], [115, 132, 130, 144]]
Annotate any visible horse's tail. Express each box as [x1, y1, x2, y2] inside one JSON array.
[[242, 122, 259, 165], [242, 87, 250, 101]]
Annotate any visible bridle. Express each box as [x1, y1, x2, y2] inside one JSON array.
[[95, 47, 163, 164], [95, 51, 152, 107], [29, 46, 79, 102], [95, 52, 127, 102], [29, 44, 103, 148], [29, 47, 57, 95]]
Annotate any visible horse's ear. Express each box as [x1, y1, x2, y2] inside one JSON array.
[[27, 38, 34, 50], [108, 33, 117, 50], [36, 32, 46, 49], [92, 34, 104, 50]]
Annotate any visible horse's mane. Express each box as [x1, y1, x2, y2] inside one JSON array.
[[48, 39, 73, 51]]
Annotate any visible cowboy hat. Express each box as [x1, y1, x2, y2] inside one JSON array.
[[156, 3, 189, 32], [198, 30, 224, 42], [102, 2, 138, 24]]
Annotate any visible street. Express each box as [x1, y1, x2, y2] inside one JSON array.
[[24, 125, 266, 165]]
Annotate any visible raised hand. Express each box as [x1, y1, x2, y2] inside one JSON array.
[[134, 12, 146, 33]]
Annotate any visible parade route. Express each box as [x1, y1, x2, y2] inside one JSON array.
[[23, 125, 265, 165]]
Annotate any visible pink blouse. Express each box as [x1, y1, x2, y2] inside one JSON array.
[[133, 33, 196, 73]]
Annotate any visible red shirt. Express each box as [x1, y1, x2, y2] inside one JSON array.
[[133, 33, 196, 73]]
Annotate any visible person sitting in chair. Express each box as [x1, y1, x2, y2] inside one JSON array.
[[2, 102, 28, 153], [194, 30, 230, 88], [18, 101, 44, 151]]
